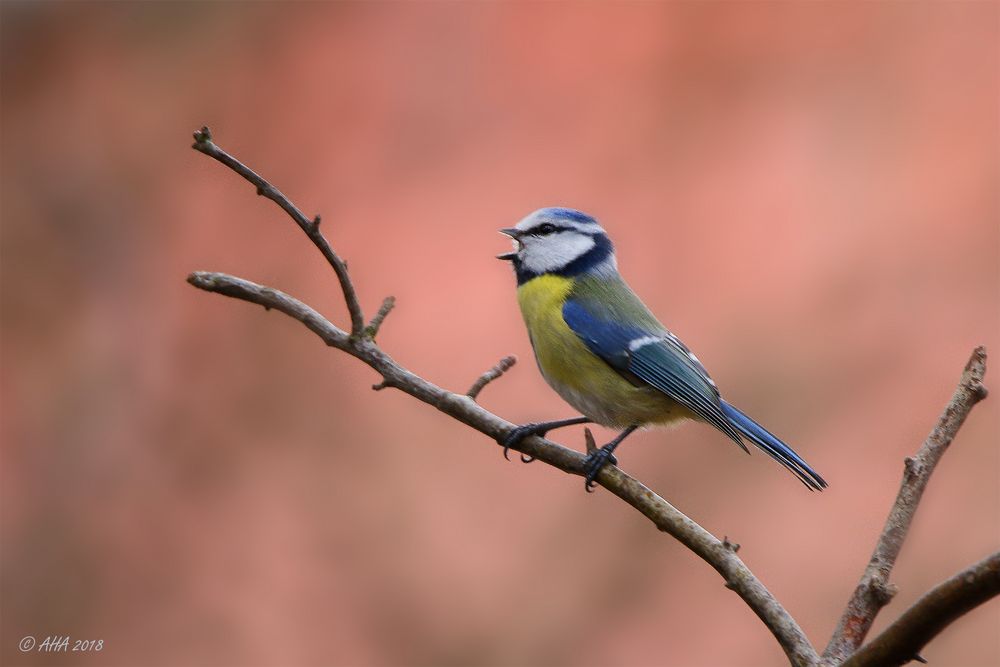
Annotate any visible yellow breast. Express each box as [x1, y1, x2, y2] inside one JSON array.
[[516, 275, 685, 428]]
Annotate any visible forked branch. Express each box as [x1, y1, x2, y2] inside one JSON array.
[[843, 551, 1000, 667], [187, 128, 818, 666], [192, 127, 366, 335], [822, 347, 989, 665], [184, 268, 820, 665], [188, 127, 995, 666]]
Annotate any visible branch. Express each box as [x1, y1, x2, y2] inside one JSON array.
[[364, 296, 396, 339], [186, 127, 820, 665], [187, 281, 821, 664], [190, 275, 820, 666], [467, 355, 517, 400], [842, 551, 1000, 667], [189, 128, 996, 667], [823, 347, 989, 664], [191, 126, 366, 335]]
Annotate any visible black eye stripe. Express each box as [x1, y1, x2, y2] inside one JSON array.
[[532, 223, 565, 236]]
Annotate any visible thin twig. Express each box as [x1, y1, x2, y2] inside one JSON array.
[[185, 131, 821, 664], [467, 355, 517, 400], [187, 270, 820, 667], [842, 551, 1000, 667], [189, 129, 995, 667], [822, 347, 989, 665], [364, 296, 396, 339], [191, 126, 366, 335]]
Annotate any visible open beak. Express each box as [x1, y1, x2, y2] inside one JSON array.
[[497, 228, 521, 261]]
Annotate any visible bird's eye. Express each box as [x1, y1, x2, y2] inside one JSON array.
[[534, 223, 557, 236]]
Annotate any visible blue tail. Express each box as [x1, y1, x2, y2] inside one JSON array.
[[720, 401, 827, 491]]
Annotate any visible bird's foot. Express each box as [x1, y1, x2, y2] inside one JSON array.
[[500, 423, 546, 462], [582, 446, 619, 492]]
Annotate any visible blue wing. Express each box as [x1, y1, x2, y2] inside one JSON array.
[[562, 298, 746, 449], [562, 297, 827, 490]]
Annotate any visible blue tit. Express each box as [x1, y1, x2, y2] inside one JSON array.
[[497, 207, 827, 492]]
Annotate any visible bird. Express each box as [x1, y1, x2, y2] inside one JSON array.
[[497, 207, 827, 492]]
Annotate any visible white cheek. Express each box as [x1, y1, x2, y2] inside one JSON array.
[[521, 234, 596, 273]]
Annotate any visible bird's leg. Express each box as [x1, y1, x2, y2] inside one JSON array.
[[500, 416, 591, 462], [583, 425, 639, 492]]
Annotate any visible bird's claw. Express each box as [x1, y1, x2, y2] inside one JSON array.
[[583, 446, 618, 492], [500, 424, 545, 462]]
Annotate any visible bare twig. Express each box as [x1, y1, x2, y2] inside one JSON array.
[[822, 347, 989, 665], [186, 269, 821, 666], [364, 296, 396, 339], [189, 129, 995, 667], [191, 126, 366, 335], [467, 355, 517, 400], [842, 551, 1000, 667]]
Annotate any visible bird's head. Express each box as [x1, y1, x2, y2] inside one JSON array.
[[498, 208, 616, 283]]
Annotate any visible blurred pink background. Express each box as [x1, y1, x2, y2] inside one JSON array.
[[2, 3, 998, 666]]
